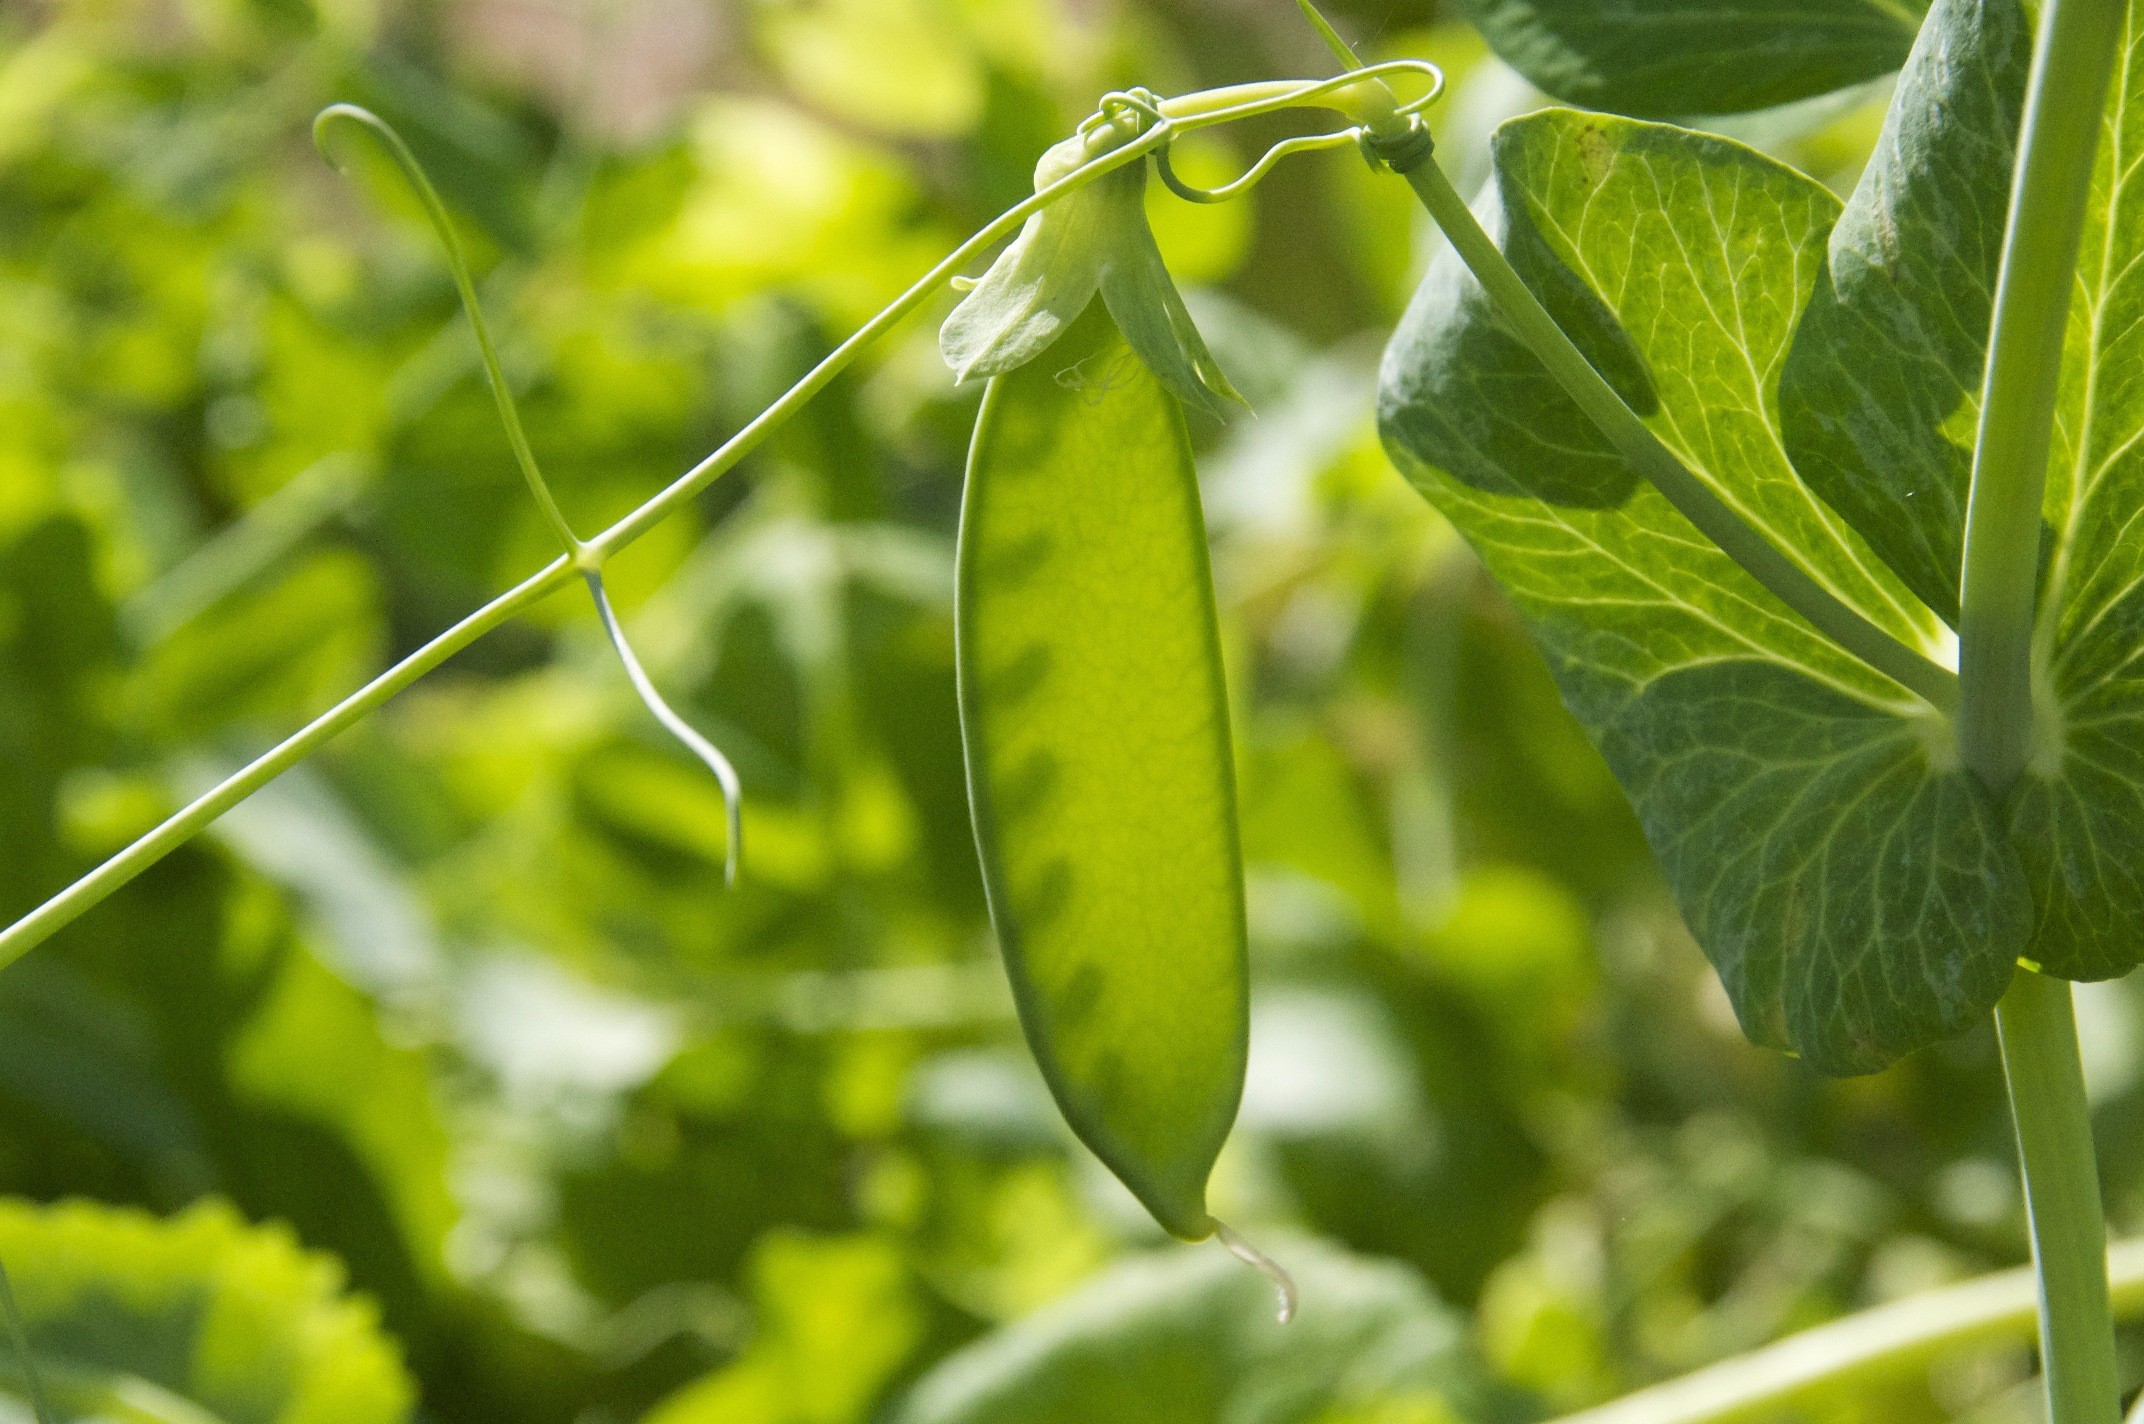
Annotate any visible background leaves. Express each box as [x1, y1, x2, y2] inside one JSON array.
[[893, 1239, 1484, 1424], [1456, 0, 1926, 117], [0, 1197, 413, 1424]]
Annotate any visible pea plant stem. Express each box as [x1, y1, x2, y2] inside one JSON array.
[[1958, 0, 2124, 791], [1547, 1238, 2144, 1424], [1998, 969, 2119, 1424], [1956, 0, 2128, 1416], [3, 69, 1407, 966], [1390, 154, 1959, 713], [0, 554, 576, 963], [0, 127, 1170, 969]]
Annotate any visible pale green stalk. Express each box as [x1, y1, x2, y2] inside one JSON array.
[[1957, 0, 2123, 790], [315, 106, 583, 554], [1544, 1239, 2144, 1424], [584, 571, 742, 886], [122, 452, 370, 646], [1997, 969, 2118, 1424], [1952, 0, 2128, 1417]]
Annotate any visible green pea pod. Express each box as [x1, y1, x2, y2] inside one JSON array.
[[956, 302, 1247, 1242]]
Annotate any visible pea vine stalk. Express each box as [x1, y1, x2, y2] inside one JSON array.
[[0, 65, 1432, 965], [1959, 0, 2129, 1415]]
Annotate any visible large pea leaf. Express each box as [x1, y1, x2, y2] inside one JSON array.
[[1377, 100, 2030, 1073], [1457, 0, 1927, 119], [2025, 3, 2144, 979], [891, 1237, 1485, 1424], [1782, 0, 2144, 981], [957, 302, 1246, 1239], [0, 1196, 413, 1424], [1779, 0, 2032, 624]]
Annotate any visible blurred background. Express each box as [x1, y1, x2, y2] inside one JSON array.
[[1, 0, 2137, 1420]]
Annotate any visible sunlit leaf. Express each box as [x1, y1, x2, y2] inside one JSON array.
[[892, 1237, 1483, 1424], [1781, 0, 2144, 981], [754, 0, 985, 138], [958, 303, 1246, 1236], [1378, 104, 2029, 1072], [0, 1197, 413, 1424], [1778, 0, 2029, 624]]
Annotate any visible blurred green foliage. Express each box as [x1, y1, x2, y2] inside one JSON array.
[[2, 0, 2142, 1421]]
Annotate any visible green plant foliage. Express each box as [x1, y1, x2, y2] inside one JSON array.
[[1782, 0, 2144, 985], [0, 1196, 413, 1424], [1380, 75, 2066, 1068], [958, 304, 1245, 1240], [1457, 0, 1925, 118], [1393, 0, 2144, 1053], [892, 1237, 1483, 1424], [1379, 100, 2033, 1073], [640, 1231, 923, 1424], [1777, 0, 2030, 627], [21, 1, 2144, 1421]]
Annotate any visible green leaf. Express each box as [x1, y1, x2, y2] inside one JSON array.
[[957, 302, 1246, 1237], [1458, 0, 1926, 118], [127, 551, 384, 745], [1779, 0, 2032, 625], [0, 1197, 413, 1424], [1980, 1, 2144, 981], [1377, 107, 2030, 1072], [891, 1236, 1483, 1424], [1777, 0, 2144, 982], [641, 1231, 923, 1424]]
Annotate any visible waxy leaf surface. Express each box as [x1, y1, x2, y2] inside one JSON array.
[[1779, 0, 2030, 625], [957, 304, 1245, 1236], [1378, 102, 2030, 1073], [2024, 1, 2144, 977], [1779, 0, 2144, 981], [1459, 0, 1925, 118]]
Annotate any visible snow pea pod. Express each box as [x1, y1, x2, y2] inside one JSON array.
[[956, 303, 1246, 1242]]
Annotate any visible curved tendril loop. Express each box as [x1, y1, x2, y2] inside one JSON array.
[[585, 573, 744, 887], [1154, 129, 1361, 204], [317, 104, 745, 887], [1074, 60, 1443, 209], [312, 104, 581, 557]]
